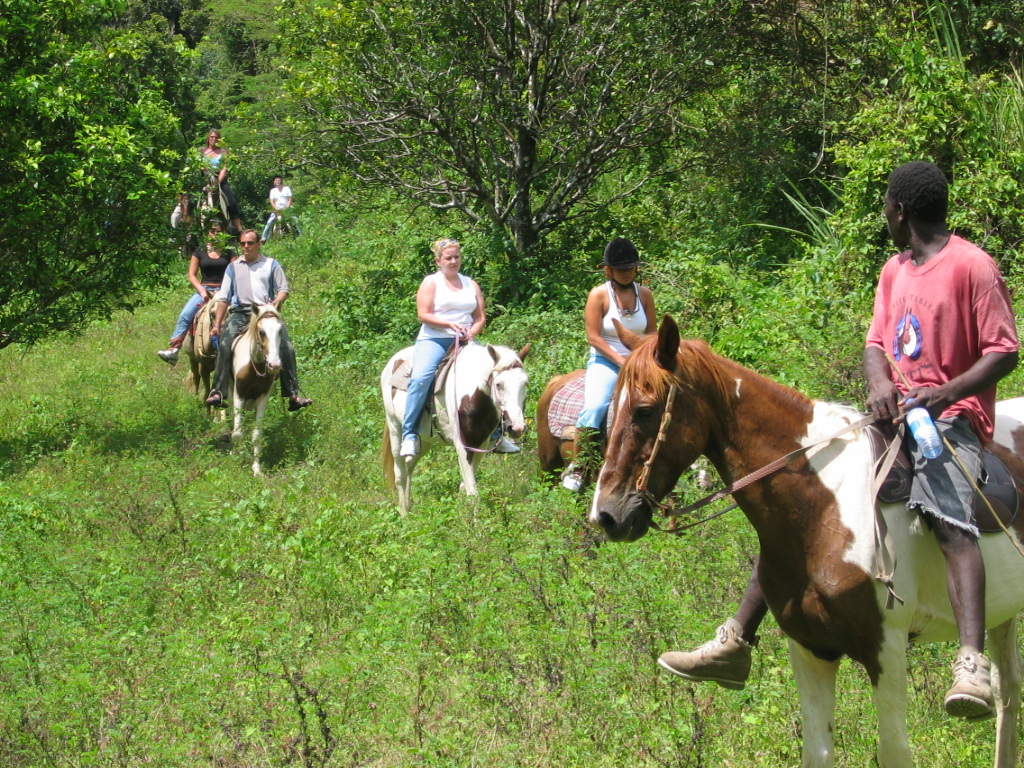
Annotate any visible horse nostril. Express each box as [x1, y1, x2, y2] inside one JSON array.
[[596, 510, 617, 533]]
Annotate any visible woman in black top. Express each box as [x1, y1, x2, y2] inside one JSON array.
[[157, 223, 235, 364]]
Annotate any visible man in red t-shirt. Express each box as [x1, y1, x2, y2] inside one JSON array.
[[658, 161, 1019, 723], [863, 160, 1018, 720]]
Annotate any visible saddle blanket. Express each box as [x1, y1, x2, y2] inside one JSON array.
[[547, 375, 586, 440]]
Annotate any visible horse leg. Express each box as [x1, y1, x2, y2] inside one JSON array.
[[871, 631, 912, 768], [788, 639, 839, 768], [251, 396, 268, 476], [231, 388, 244, 443], [455, 445, 479, 496], [397, 455, 418, 514], [987, 617, 1021, 768]]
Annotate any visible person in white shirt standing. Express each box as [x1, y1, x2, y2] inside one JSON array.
[[261, 175, 301, 242]]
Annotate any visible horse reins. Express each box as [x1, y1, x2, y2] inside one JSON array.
[[635, 380, 879, 531]]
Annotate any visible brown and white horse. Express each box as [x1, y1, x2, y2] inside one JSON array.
[[226, 304, 284, 475], [381, 342, 529, 515], [591, 315, 1024, 768]]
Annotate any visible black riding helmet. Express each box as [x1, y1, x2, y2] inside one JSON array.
[[602, 238, 641, 268]]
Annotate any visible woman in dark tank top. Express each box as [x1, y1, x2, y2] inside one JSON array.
[[156, 222, 236, 364]]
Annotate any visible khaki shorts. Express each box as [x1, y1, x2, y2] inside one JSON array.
[[907, 415, 982, 538]]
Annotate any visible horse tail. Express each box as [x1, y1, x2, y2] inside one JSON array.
[[382, 425, 396, 491]]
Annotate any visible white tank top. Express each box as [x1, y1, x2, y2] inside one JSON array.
[[594, 281, 647, 357], [417, 272, 478, 340]]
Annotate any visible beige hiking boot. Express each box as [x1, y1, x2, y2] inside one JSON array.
[[944, 646, 995, 721], [658, 618, 752, 690]]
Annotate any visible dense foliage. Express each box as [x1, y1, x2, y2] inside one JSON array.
[[0, 0, 192, 347]]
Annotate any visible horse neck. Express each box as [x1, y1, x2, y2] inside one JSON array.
[[452, 344, 494, 401], [700, 356, 817, 486]]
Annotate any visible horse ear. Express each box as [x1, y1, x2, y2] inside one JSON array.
[[517, 343, 531, 361], [613, 318, 643, 351], [487, 343, 500, 364], [251, 301, 260, 313], [656, 315, 680, 372]]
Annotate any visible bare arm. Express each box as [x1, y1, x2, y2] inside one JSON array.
[[187, 254, 207, 298], [212, 298, 228, 333], [863, 345, 902, 423], [640, 285, 657, 334], [466, 280, 486, 339]]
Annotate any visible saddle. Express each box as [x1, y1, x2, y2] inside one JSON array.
[[388, 339, 466, 394], [545, 374, 615, 442], [389, 339, 472, 431], [867, 424, 1019, 533], [189, 300, 218, 359]]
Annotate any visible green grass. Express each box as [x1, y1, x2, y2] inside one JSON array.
[[0, 237, 1014, 767]]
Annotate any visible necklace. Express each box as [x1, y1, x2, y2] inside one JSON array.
[[612, 281, 640, 316]]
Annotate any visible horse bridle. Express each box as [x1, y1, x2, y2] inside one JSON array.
[[634, 382, 679, 512], [631, 378, 880, 533], [248, 309, 280, 378]]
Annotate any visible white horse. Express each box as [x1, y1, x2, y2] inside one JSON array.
[[224, 304, 283, 475], [592, 315, 1024, 768], [381, 341, 529, 514]]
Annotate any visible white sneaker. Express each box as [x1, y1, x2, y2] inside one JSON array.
[[399, 436, 420, 457], [157, 348, 179, 365], [561, 466, 584, 492], [494, 435, 521, 454]]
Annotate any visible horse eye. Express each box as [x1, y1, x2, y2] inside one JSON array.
[[633, 405, 656, 421]]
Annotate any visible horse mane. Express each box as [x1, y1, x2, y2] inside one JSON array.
[[243, 303, 282, 337], [618, 335, 731, 403], [488, 344, 525, 373]]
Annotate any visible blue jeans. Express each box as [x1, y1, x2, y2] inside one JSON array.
[[402, 336, 455, 440], [576, 352, 620, 430], [261, 211, 301, 241], [171, 292, 206, 341]]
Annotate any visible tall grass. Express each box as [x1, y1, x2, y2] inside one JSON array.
[[0, 231, 1011, 767]]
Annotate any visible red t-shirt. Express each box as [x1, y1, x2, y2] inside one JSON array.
[[865, 234, 1019, 442]]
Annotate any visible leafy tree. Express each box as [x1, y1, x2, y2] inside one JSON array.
[[278, 0, 743, 264], [0, 0, 191, 348]]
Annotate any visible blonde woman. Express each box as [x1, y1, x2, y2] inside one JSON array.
[[399, 238, 518, 457]]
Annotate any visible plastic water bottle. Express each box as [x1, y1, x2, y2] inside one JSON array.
[[905, 407, 942, 459], [211, 334, 219, 350]]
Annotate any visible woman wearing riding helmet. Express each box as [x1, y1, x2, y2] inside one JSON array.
[[562, 237, 657, 491]]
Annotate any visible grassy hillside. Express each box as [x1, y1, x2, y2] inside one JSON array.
[[0, 235, 1010, 767]]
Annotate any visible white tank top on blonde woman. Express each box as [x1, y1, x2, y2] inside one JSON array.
[[594, 281, 647, 358], [417, 272, 478, 340]]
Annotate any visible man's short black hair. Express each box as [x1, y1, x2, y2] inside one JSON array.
[[886, 161, 948, 223]]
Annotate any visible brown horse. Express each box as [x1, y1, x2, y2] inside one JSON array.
[[181, 299, 219, 413], [536, 369, 586, 481], [590, 314, 1024, 768], [537, 367, 710, 489]]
